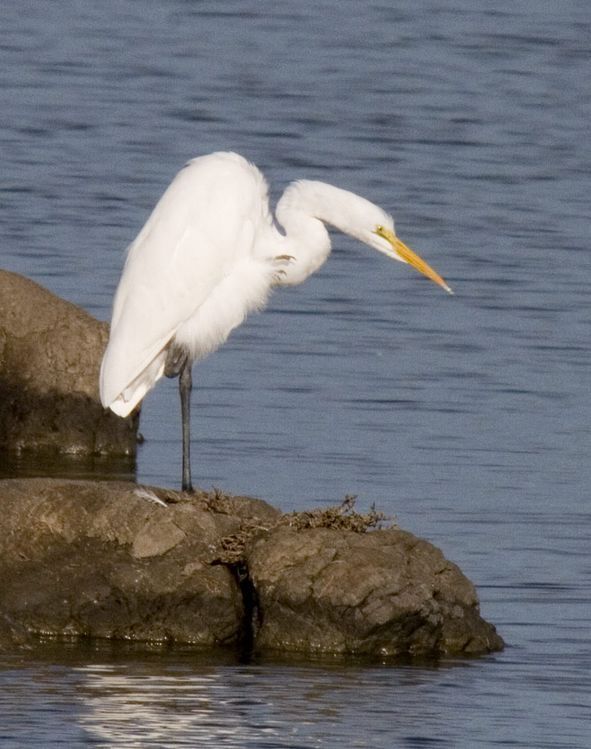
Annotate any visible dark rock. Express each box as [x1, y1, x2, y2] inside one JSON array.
[[0, 479, 259, 648], [0, 269, 138, 457], [0, 478, 503, 659], [247, 526, 503, 657], [0, 612, 33, 650]]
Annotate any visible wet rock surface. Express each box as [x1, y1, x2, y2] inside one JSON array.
[[0, 478, 503, 659], [0, 270, 138, 456]]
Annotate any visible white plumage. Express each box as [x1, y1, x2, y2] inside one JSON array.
[[100, 151, 451, 490], [100, 153, 275, 415]]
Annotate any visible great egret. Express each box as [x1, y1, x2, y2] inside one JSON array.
[[100, 151, 451, 491]]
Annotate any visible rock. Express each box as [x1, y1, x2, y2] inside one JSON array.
[[0, 612, 33, 650], [248, 526, 503, 657], [0, 269, 138, 457], [0, 478, 503, 659], [0, 479, 261, 648]]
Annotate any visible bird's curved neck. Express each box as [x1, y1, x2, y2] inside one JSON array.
[[278, 180, 354, 229], [269, 182, 331, 284], [275, 180, 367, 284]]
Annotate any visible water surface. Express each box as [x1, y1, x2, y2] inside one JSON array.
[[1, 1, 590, 746]]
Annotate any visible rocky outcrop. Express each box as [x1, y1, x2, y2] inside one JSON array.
[[0, 478, 503, 659], [248, 526, 500, 657], [0, 270, 138, 456]]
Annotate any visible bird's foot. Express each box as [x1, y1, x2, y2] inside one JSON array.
[[272, 254, 295, 282]]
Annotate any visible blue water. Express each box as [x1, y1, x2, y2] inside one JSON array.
[[1, 1, 591, 746]]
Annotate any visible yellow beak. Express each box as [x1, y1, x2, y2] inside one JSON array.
[[375, 226, 453, 295]]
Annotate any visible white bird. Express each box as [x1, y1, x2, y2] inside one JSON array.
[[100, 151, 451, 491]]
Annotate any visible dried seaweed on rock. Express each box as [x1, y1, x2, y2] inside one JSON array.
[[214, 496, 393, 565], [282, 495, 393, 533]]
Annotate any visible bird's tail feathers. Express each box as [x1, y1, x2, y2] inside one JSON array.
[[100, 349, 167, 417]]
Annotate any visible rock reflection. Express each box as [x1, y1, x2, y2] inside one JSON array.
[[0, 451, 136, 483]]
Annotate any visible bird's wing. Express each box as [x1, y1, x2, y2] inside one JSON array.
[[100, 228, 223, 413], [100, 155, 265, 414]]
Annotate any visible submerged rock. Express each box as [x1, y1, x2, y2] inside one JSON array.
[[0, 269, 138, 457], [0, 478, 503, 660]]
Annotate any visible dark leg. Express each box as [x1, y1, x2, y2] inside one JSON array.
[[179, 359, 193, 492], [165, 345, 194, 493]]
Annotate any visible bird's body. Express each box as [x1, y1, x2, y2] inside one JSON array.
[[101, 153, 278, 415], [100, 151, 451, 490]]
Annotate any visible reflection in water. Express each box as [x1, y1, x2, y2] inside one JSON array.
[[1, 642, 589, 748], [0, 452, 135, 483], [2, 647, 477, 748], [78, 666, 235, 746]]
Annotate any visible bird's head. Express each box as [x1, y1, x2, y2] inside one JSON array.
[[332, 192, 452, 295], [369, 223, 453, 294], [278, 180, 453, 294]]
